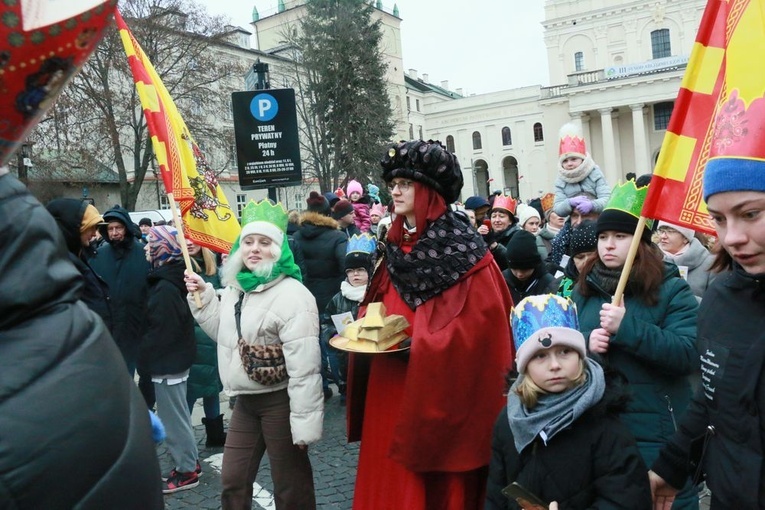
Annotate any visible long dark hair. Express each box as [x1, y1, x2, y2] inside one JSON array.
[[577, 240, 665, 306], [709, 242, 733, 273]]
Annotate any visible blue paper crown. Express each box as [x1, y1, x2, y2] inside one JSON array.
[[346, 233, 376, 256], [510, 294, 580, 352]]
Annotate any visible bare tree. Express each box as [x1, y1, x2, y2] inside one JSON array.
[[31, 0, 246, 210]]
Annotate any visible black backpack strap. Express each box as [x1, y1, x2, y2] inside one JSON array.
[[234, 292, 245, 339]]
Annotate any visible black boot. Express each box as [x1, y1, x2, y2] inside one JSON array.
[[202, 414, 227, 448]]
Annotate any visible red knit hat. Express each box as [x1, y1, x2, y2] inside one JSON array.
[[306, 191, 330, 215]]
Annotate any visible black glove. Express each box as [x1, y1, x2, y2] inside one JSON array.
[[482, 229, 496, 247]]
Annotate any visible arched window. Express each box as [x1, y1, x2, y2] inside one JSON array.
[[472, 131, 482, 150], [574, 51, 584, 72], [446, 135, 455, 153], [501, 127, 512, 146], [533, 122, 544, 142], [651, 29, 671, 59]]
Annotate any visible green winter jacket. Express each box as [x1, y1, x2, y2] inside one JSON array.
[[187, 261, 223, 401], [571, 262, 699, 469]]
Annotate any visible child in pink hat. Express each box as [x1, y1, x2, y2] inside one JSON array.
[[346, 179, 371, 233]]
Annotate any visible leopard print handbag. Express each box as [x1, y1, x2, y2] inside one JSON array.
[[235, 293, 288, 386]]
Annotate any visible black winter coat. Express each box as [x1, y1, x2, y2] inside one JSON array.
[[90, 206, 150, 365], [652, 266, 765, 509], [486, 386, 651, 510], [140, 262, 196, 376], [45, 197, 113, 330], [502, 264, 558, 305], [293, 212, 348, 311], [0, 174, 163, 509]]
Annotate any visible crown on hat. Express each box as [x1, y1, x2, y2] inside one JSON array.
[[604, 180, 649, 220], [541, 192, 555, 213], [347, 233, 376, 256], [492, 194, 518, 216], [511, 294, 579, 350], [558, 122, 587, 158], [240, 199, 288, 233]]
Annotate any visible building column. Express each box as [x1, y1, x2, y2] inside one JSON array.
[[598, 107, 619, 186], [630, 103, 649, 176]]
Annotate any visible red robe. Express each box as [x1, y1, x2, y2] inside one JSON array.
[[347, 185, 515, 509]]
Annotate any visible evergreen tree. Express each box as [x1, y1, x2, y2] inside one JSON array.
[[296, 0, 394, 192]]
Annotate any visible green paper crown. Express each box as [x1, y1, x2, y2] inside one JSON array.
[[240, 199, 288, 233], [604, 180, 649, 220]]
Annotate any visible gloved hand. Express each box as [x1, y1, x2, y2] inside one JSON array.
[[149, 410, 166, 443], [575, 199, 594, 215], [569, 196, 593, 214], [482, 229, 496, 247]]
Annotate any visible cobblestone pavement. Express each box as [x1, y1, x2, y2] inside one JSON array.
[[161, 391, 357, 509]]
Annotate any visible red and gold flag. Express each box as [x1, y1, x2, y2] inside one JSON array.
[[115, 9, 240, 252], [641, 0, 761, 235]]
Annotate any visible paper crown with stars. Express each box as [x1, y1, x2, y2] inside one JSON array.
[[239, 199, 288, 247], [511, 294, 586, 373]]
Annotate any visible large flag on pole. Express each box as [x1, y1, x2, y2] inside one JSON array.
[[641, 0, 740, 235], [115, 9, 240, 253]]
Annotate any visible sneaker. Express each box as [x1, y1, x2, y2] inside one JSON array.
[[162, 460, 202, 482], [163, 470, 199, 494]]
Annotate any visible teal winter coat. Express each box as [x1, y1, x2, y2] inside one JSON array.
[[572, 263, 699, 468], [187, 262, 223, 401]]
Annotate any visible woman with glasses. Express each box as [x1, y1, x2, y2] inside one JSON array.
[[347, 140, 514, 510], [656, 221, 716, 301]]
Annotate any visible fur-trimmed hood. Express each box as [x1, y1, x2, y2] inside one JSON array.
[[299, 211, 340, 233]]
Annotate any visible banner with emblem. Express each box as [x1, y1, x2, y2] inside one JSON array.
[[115, 9, 240, 253], [641, 0, 745, 235]]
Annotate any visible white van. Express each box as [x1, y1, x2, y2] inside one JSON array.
[[128, 209, 174, 226]]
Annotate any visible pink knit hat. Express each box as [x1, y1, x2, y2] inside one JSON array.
[[347, 179, 363, 197]]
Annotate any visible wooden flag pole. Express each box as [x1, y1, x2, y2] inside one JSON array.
[[611, 216, 649, 305], [165, 192, 203, 308]]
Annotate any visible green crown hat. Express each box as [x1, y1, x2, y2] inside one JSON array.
[[604, 180, 648, 218], [240, 199, 288, 232]]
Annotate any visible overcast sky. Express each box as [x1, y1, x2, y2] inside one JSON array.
[[195, 0, 550, 95]]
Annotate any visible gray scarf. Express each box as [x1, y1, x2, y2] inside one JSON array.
[[507, 358, 605, 453]]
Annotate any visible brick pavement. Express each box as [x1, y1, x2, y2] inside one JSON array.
[[161, 392, 357, 509]]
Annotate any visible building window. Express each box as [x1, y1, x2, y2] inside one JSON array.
[[409, 124, 414, 139], [533, 122, 544, 142], [236, 193, 247, 218], [472, 131, 482, 150], [446, 135, 455, 153], [406, 96, 411, 111], [159, 195, 170, 209], [501, 127, 512, 146], [574, 51, 584, 72], [651, 29, 671, 59], [653, 102, 674, 130], [415, 99, 420, 112], [418, 126, 423, 139]]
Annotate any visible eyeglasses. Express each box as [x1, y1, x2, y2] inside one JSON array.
[[657, 227, 680, 236], [387, 180, 413, 193], [345, 268, 367, 275]]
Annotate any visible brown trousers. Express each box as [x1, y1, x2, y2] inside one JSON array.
[[221, 390, 316, 510]]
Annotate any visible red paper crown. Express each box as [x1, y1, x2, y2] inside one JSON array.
[[492, 194, 518, 216], [558, 122, 587, 158], [541, 192, 555, 212]]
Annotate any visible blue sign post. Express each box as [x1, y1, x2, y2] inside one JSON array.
[[232, 88, 302, 190]]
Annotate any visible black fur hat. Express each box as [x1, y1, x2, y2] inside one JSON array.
[[380, 139, 463, 204]]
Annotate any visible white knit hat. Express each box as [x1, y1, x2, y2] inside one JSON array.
[[657, 220, 695, 244], [517, 203, 541, 229]]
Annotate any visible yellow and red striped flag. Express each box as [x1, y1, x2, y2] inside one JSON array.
[[641, 0, 763, 235], [115, 9, 240, 253]]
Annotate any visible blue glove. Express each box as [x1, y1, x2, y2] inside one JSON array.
[[149, 410, 166, 443]]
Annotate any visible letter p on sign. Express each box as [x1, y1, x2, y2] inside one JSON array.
[[251, 93, 278, 122]]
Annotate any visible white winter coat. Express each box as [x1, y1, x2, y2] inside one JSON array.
[[190, 275, 323, 445]]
